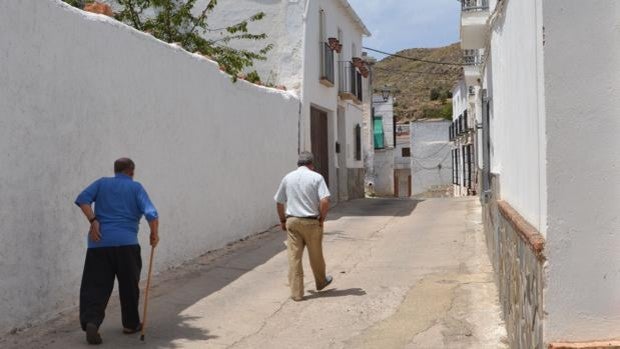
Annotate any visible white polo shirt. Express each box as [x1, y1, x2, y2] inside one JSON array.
[[274, 166, 331, 217]]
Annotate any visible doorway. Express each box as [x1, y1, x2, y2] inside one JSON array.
[[311, 107, 329, 186]]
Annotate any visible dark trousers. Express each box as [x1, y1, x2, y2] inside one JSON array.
[[80, 245, 142, 331]]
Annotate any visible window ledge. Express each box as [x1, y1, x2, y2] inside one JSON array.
[[319, 78, 334, 87]]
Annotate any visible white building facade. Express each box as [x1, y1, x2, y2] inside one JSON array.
[[369, 95, 395, 196], [205, 0, 371, 202], [450, 79, 477, 197], [460, 0, 620, 347], [393, 123, 411, 198]]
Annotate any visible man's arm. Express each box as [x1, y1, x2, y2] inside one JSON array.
[[318, 198, 330, 227], [75, 180, 101, 242], [274, 179, 287, 231], [148, 218, 159, 247], [276, 203, 287, 231], [317, 177, 331, 227], [137, 184, 159, 247], [79, 203, 101, 242]]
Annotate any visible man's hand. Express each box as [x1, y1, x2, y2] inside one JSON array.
[[150, 233, 159, 247], [89, 221, 101, 242], [148, 218, 159, 247], [280, 221, 287, 231]]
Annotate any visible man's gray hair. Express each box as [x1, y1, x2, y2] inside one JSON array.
[[297, 151, 314, 166]]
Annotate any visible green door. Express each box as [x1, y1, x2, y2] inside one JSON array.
[[373, 116, 385, 149]]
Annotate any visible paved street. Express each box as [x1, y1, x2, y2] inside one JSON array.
[[6, 197, 507, 348]]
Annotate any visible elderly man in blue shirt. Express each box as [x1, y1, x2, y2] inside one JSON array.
[[75, 158, 159, 345]]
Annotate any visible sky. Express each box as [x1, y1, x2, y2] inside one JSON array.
[[347, 0, 461, 59]]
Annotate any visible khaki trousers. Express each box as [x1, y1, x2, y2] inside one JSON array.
[[286, 217, 328, 299]]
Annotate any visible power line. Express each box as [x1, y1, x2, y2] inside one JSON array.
[[364, 47, 465, 67], [372, 66, 457, 83], [373, 66, 458, 77]]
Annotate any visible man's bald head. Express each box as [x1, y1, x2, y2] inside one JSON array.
[[114, 158, 135, 176]]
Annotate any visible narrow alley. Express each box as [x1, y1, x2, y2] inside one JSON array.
[[7, 198, 506, 349]]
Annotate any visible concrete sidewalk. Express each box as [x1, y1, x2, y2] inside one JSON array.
[[3, 197, 507, 348]]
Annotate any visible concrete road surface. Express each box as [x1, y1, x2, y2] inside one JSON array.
[[3, 197, 507, 348]]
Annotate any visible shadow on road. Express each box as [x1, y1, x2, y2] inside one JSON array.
[[328, 198, 421, 221], [10, 230, 287, 349], [306, 288, 367, 299]]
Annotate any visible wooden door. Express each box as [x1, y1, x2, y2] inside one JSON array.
[[311, 107, 329, 187]]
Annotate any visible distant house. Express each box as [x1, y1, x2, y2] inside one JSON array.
[[204, 0, 371, 202]]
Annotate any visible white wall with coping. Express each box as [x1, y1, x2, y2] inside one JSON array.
[[0, 0, 298, 334], [543, 0, 620, 342], [410, 121, 452, 195], [485, 0, 546, 234]]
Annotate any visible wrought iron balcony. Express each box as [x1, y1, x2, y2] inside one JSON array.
[[461, 0, 489, 12], [463, 49, 484, 65], [463, 49, 483, 85], [320, 42, 335, 87], [338, 61, 363, 103]]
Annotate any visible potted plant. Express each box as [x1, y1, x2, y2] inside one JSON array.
[[360, 66, 369, 78], [352, 57, 364, 69], [328, 37, 339, 51]]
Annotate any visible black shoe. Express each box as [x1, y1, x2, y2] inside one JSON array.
[[85, 323, 102, 345], [123, 323, 142, 334], [317, 275, 333, 291]]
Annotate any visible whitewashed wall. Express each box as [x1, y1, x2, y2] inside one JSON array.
[[486, 0, 546, 234], [543, 0, 620, 342], [410, 121, 452, 195], [0, 0, 298, 334], [343, 103, 364, 169], [372, 149, 394, 196], [196, 0, 306, 90]]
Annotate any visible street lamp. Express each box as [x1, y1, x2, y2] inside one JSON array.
[[381, 87, 390, 101]]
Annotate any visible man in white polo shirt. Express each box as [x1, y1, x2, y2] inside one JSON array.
[[274, 152, 333, 301]]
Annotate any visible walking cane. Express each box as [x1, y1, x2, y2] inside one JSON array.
[[140, 245, 155, 341]]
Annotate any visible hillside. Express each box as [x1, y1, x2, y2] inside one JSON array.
[[373, 43, 463, 122]]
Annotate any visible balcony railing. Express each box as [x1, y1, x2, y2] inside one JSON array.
[[320, 42, 334, 86], [463, 49, 484, 65], [461, 0, 489, 11], [338, 61, 363, 103]]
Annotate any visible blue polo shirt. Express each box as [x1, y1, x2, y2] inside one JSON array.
[[75, 173, 158, 248]]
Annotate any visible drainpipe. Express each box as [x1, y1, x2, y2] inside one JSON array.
[[297, 0, 311, 154]]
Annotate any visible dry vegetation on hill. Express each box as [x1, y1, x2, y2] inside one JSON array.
[[373, 43, 463, 122]]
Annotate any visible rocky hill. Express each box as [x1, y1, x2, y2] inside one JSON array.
[[373, 43, 463, 122]]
